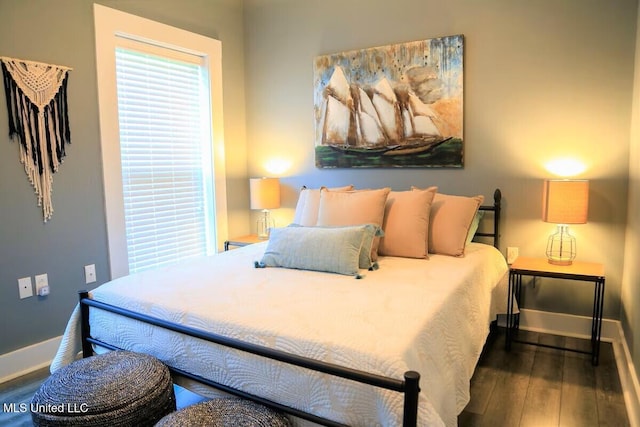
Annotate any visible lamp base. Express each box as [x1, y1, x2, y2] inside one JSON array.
[[547, 258, 573, 266], [546, 224, 576, 266], [256, 210, 275, 240]]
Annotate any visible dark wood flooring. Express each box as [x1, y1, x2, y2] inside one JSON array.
[[0, 329, 629, 426], [0, 367, 49, 427], [460, 329, 630, 427]]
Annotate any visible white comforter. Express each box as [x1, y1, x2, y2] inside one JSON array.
[[53, 242, 508, 427]]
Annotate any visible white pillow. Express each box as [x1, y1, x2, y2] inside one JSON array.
[[292, 185, 354, 226]]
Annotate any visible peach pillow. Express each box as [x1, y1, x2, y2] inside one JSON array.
[[379, 187, 437, 258], [316, 187, 391, 260], [292, 185, 353, 226], [424, 191, 484, 256]]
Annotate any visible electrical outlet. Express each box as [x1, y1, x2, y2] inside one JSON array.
[[35, 274, 49, 296], [507, 247, 519, 264], [85, 264, 96, 284], [18, 277, 33, 299]]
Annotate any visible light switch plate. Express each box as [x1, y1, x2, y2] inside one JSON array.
[[507, 247, 519, 264]]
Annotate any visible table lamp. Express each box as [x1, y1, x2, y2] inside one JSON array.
[[542, 179, 589, 265], [250, 177, 280, 239]]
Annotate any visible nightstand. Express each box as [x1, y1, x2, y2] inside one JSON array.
[[506, 256, 605, 365], [224, 234, 265, 251]]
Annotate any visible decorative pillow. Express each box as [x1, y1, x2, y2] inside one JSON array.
[[316, 188, 391, 260], [465, 210, 485, 245], [424, 192, 484, 256], [378, 187, 437, 258], [356, 224, 382, 269], [260, 225, 374, 276], [288, 223, 381, 269], [292, 185, 354, 226]]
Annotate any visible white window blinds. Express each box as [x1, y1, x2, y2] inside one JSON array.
[[115, 46, 214, 273]]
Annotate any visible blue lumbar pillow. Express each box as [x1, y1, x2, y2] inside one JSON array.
[[259, 224, 380, 276]]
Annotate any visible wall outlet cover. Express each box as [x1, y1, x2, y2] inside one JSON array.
[[84, 264, 97, 284], [35, 273, 48, 293], [18, 277, 33, 299]]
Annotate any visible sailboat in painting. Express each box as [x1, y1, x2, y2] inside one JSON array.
[[320, 66, 450, 156], [321, 66, 353, 146]]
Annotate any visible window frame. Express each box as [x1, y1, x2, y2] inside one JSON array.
[[94, 4, 228, 279]]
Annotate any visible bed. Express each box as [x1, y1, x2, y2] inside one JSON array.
[[52, 188, 507, 427]]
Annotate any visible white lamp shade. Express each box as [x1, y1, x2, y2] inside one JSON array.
[[542, 179, 589, 224], [250, 178, 280, 210]]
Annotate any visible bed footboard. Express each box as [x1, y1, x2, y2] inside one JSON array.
[[78, 291, 420, 427]]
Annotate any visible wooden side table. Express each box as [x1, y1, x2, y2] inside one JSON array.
[[224, 234, 265, 251], [506, 256, 605, 365]]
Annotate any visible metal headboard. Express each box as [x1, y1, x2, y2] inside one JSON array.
[[475, 188, 502, 249]]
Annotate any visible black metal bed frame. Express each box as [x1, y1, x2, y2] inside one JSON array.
[[78, 188, 502, 427], [475, 188, 502, 249]]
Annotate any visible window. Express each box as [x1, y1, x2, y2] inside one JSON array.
[[94, 4, 228, 279], [115, 45, 215, 273]]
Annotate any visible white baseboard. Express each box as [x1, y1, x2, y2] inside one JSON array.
[[0, 336, 60, 383], [611, 322, 640, 427], [508, 309, 639, 427], [517, 308, 619, 342]]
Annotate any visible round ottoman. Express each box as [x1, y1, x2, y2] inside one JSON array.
[[31, 350, 176, 427], [155, 398, 291, 427]]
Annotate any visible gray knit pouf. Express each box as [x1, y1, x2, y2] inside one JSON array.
[[155, 398, 291, 427], [31, 350, 176, 427]]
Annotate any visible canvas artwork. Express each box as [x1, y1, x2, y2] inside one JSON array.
[[313, 35, 464, 168]]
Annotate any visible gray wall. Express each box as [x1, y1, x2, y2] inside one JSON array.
[[0, 0, 247, 355], [243, 0, 636, 340], [1, 0, 639, 381], [624, 4, 640, 388]]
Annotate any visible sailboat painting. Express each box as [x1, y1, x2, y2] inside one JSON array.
[[313, 35, 464, 168]]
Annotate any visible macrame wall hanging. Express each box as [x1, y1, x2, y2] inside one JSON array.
[[1, 56, 72, 222]]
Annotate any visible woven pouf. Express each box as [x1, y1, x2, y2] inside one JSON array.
[[155, 398, 291, 427], [31, 350, 176, 427]]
